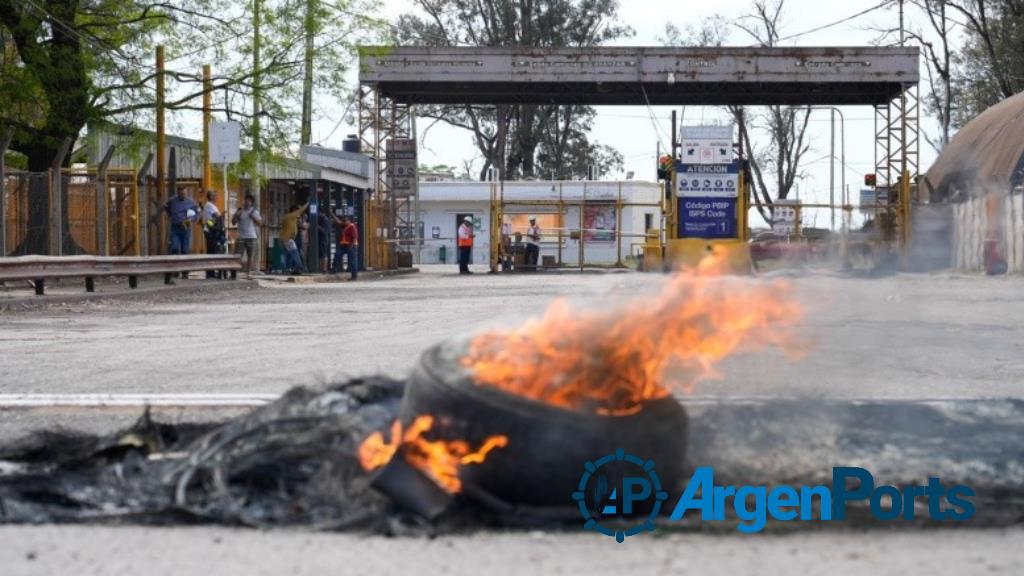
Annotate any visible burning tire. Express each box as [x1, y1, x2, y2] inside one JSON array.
[[400, 341, 689, 508]]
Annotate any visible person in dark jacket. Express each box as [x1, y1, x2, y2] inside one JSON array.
[[200, 190, 226, 278], [164, 187, 200, 281]]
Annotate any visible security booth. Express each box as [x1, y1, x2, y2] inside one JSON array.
[[414, 180, 663, 270]]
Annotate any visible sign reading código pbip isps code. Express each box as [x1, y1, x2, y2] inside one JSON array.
[[679, 197, 737, 239]]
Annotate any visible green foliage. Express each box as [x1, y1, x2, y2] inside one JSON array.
[[395, 0, 633, 181], [949, 0, 1024, 128], [233, 0, 388, 152], [0, 0, 387, 169]]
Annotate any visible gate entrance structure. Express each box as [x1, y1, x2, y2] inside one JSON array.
[[358, 46, 919, 270]]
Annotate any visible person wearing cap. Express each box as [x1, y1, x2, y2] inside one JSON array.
[[164, 187, 200, 283], [525, 216, 541, 270], [457, 215, 475, 275]]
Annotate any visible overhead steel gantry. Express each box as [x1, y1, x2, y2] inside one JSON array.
[[357, 46, 920, 269]]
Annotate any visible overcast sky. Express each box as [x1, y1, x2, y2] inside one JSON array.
[[310, 0, 940, 229]]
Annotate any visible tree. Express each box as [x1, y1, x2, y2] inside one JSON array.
[[0, 0, 382, 254], [394, 0, 633, 180], [733, 0, 812, 217], [250, 0, 385, 153], [0, 0, 383, 170], [535, 106, 623, 179], [1, 1, 226, 170], [663, 0, 812, 222], [945, 0, 1024, 127], [872, 1, 955, 152]]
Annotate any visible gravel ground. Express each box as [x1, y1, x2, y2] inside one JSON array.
[[2, 264, 1024, 574]]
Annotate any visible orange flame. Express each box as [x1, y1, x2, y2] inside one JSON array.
[[358, 415, 509, 493], [461, 251, 804, 413]]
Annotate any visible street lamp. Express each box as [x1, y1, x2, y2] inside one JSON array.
[[808, 106, 846, 231]]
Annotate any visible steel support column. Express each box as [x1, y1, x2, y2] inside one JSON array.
[[358, 82, 412, 270], [874, 84, 919, 251]]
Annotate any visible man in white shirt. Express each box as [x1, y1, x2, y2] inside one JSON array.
[[232, 193, 263, 279], [457, 216, 474, 275], [525, 216, 541, 270]]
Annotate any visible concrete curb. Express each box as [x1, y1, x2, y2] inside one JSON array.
[[257, 267, 420, 285], [0, 278, 259, 313]]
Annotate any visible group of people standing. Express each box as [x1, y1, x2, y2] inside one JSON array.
[[162, 188, 358, 281], [278, 202, 359, 280], [457, 215, 541, 274]]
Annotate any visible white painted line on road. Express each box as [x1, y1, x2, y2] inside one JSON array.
[[0, 393, 278, 408]]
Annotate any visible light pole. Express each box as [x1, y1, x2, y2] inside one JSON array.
[[809, 106, 846, 231]]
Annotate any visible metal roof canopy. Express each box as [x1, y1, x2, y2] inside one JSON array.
[[359, 46, 919, 106]]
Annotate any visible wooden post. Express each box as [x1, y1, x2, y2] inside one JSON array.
[[137, 153, 153, 255], [96, 145, 116, 256], [202, 64, 212, 197], [0, 126, 13, 257], [251, 0, 262, 214], [300, 0, 316, 146], [156, 45, 167, 254]]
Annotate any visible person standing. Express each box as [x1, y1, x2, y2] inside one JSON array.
[[525, 216, 541, 270], [280, 203, 308, 275], [295, 211, 309, 270], [457, 215, 475, 275], [200, 190, 224, 278], [317, 211, 331, 273], [165, 187, 200, 280], [232, 194, 263, 280], [332, 213, 359, 280]]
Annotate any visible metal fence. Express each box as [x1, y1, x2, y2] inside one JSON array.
[[2, 169, 140, 257]]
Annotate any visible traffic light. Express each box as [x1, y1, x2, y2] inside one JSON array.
[[864, 173, 877, 187], [657, 155, 674, 180]]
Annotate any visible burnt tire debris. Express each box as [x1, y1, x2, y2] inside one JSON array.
[[0, 377, 404, 530], [2, 376, 1024, 532]]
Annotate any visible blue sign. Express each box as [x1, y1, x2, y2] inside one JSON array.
[[679, 197, 737, 239], [676, 162, 739, 198]]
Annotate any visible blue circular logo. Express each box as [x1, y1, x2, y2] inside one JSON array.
[[572, 449, 667, 542]]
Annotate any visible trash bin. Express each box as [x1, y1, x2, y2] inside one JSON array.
[[439, 244, 447, 264], [269, 239, 285, 273]]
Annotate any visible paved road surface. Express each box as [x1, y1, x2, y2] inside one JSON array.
[[2, 266, 1023, 399], [2, 265, 1023, 574], [1, 525, 1020, 576]]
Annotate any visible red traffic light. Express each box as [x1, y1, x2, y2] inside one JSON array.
[[864, 173, 877, 187]]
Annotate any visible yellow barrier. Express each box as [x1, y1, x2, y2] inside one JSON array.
[[665, 238, 752, 274]]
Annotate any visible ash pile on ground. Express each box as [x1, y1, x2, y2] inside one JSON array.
[[0, 378, 411, 531], [3, 377, 1024, 532]]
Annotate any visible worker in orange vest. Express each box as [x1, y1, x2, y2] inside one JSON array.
[[457, 216, 474, 275]]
